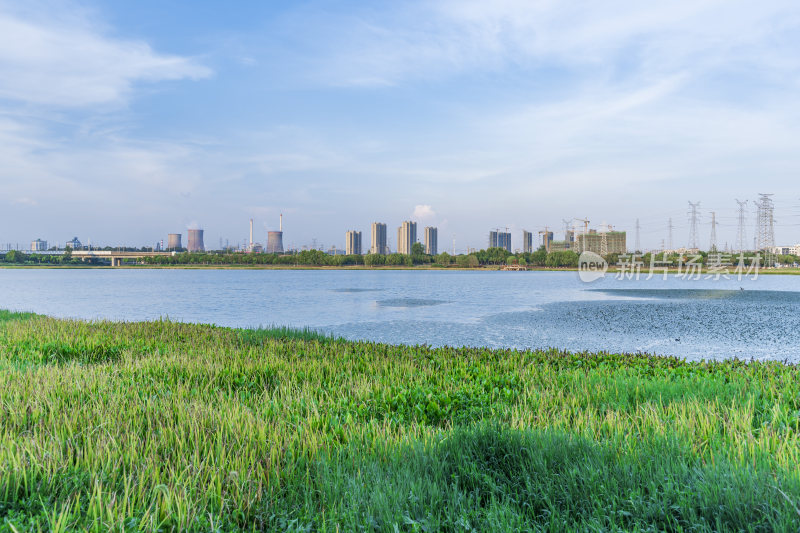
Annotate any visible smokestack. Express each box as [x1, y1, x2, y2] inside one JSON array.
[[249, 218, 254, 251], [280, 213, 283, 232], [167, 233, 182, 250], [187, 229, 204, 252]]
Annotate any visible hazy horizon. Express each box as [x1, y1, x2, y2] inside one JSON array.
[[2, 0, 800, 251]]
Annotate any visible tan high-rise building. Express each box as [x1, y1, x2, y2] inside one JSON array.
[[397, 221, 417, 255], [370, 222, 388, 254], [522, 230, 533, 253], [424, 226, 438, 255], [345, 230, 362, 255]]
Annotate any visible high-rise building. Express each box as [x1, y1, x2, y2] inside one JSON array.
[[424, 227, 438, 255], [31, 239, 47, 251], [345, 231, 362, 255], [187, 229, 205, 252], [489, 231, 511, 252], [370, 222, 388, 254], [575, 230, 627, 255], [522, 230, 533, 253], [397, 221, 417, 255], [541, 231, 553, 250], [65, 237, 82, 250]]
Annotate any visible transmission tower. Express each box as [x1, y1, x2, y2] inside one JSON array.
[[687, 201, 700, 249], [634, 219, 641, 252], [562, 219, 573, 243], [667, 218, 674, 250], [755, 193, 775, 251], [709, 211, 717, 252], [575, 218, 590, 253], [599, 223, 610, 256], [735, 199, 748, 252]]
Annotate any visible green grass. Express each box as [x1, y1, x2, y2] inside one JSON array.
[[0, 314, 798, 531]]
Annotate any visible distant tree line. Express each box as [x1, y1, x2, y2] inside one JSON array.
[[0, 249, 91, 265], [3, 244, 789, 268]]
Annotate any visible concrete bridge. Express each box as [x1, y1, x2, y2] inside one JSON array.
[[70, 250, 176, 267]]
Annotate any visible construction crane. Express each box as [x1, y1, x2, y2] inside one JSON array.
[[538, 226, 551, 253], [574, 218, 590, 253]]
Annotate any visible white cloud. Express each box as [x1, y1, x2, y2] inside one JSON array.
[[0, 2, 211, 107], [301, 0, 799, 88], [412, 204, 436, 220]]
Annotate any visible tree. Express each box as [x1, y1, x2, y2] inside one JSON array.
[[435, 252, 451, 265], [386, 253, 405, 266], [530, 246, 547, 266], [545, 250, 579, 268], [364, 254, 385, 267], [456, 254, 479, 268], [411, 242, 424, 256]]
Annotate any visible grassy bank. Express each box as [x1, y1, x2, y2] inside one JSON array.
[[0, 313, 798, 531]]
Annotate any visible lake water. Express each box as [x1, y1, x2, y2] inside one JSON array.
[[1, 268, 798, 362]]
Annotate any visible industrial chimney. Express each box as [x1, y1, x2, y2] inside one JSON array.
[[187, 229, 205, 252], [267, 214, 284, 254], [167, 233, 182, 251]]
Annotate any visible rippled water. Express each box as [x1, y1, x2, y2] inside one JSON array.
[[1, 268, 798, 361]]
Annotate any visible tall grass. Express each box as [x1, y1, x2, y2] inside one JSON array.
[[0, 313, 798, 531]]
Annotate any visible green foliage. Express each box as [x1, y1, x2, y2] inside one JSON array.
[[455, 254, 481, 268], [364, 253, 385, 267], [529, 246, 548, 266], [0, 310, 34, 323], [386, 253, 405, 266], [545, 250, 579, 268], [0, 315, 798, 531], [434, 252, 451, 265], [475, 247, 512, 265]]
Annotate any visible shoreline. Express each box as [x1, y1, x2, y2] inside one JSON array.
[[2, 263, 799, 274]]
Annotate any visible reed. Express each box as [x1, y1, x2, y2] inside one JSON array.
[[0, 313, 797, 531]]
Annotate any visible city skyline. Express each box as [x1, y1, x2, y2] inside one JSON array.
[[11, 193, 800, 255], [2, 1, 800, 250]]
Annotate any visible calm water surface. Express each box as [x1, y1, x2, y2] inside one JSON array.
[[1, 269, 799, 362]]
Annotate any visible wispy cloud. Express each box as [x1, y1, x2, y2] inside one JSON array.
[[0, 1, 211, 107]]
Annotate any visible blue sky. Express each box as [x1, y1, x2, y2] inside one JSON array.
[[2, 0, 800, 251]]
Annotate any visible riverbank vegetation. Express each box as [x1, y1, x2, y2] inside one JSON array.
[[3, 244, 792, 271], [0, 312, 798, 531]]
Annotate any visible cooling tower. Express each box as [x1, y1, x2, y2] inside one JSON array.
[[167, 233, 182, 250], [266, 231, 284, 254], [187, 229, 204, 252]]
